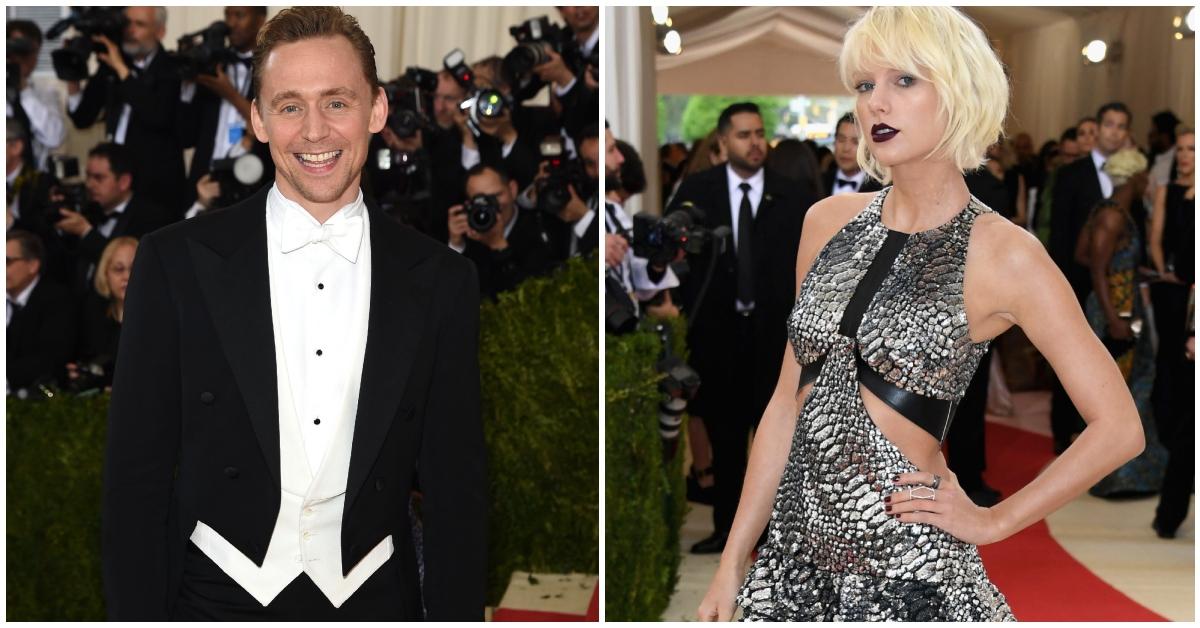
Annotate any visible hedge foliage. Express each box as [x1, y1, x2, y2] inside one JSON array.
[[6, 255, 599, 619], [479, 255, 600, 604], [604, 320, 689, 621]]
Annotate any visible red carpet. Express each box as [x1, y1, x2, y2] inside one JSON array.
[[976, 421, 1166, 621], [492, 586, 599, 622]]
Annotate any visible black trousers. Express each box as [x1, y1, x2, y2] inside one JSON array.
[[696, 314, 760, 536], [947, 347, 991, 490], [1151, 282, 1195, 531], [172, 542, 411, 621]]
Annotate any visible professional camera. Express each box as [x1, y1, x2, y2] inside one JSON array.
[[174, 21, 234, 80], [535, 136, 591, 215], [382, 67, 438, 138], [443, 48, 509, 137], [46, 7, 128, 82], [209, 153, 265, 208], [45, 181, 89, 225], [63, 358, 112, 396], [48, 155, 81, 182], [464, 193, 500, 233], [632, 202, 711, 268], [502, 16, 570, 102]]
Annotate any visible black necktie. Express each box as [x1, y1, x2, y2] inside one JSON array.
[[737, 182, 754, 308], [835, 177, 857, 190]]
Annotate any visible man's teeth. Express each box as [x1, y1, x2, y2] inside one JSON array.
[[297, 151, 341, 163]]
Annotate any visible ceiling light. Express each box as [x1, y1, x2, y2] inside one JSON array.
[[1187, 7, 1197, 32], [1083, 40, 1107, 63], [663, 29, 682, 55], [651, 6, 669, 26]]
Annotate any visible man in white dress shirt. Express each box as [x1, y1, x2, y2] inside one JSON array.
[[103, 7, 486, 620], [5, 20, 66, 171]]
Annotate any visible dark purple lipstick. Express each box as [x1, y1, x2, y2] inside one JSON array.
[[871, 123, 899, 143]]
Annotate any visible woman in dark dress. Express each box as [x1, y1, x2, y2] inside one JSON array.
[[68, 236, 137, 391], [1148, 127, 1195, 537]]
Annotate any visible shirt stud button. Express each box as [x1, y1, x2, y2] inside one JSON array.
[[314, 418, 321, 425], [316, 349, 323, 356], [317, 283, 324, 290]]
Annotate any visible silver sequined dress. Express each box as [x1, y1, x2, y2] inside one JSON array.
[[736, 187, 1015, 621]]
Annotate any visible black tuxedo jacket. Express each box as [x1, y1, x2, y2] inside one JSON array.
[[102, 185, 487, 620], [6, 276, 77, 390], [1049, 156, 1103, 299], [68, 45, 188, 214], [667, 166, 816, 416], [821, 167, 882, 198], [8, 165, 72, 285]]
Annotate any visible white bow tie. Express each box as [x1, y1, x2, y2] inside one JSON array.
[[280, 214, 364, 263]]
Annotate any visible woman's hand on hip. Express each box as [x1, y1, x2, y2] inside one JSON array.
[[886, 470, 1005, 545]]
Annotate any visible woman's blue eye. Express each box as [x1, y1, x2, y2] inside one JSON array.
[[855, 81, 874, 93], [898, 75, 915, 87]]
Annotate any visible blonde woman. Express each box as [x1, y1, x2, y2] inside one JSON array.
[[68, 236, 138, 388], [698, 7, 1143, 621]]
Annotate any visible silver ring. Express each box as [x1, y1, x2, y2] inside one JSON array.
[[908, 486, 936, 501], [931, 474, 942, 490]]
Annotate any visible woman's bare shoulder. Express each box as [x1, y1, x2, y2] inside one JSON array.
[[802, 192, 877, 246]]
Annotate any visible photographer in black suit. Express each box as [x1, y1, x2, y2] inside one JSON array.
[[822, 112, 882, 198], [65, 6, 187, 215], [667, 103, 817, 553], [180, 6, 274, 218], [447, 164, 555, 300], [6, 229, 76, 393]]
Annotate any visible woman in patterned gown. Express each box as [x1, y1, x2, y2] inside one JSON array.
[[698, 7, 1146, 621]]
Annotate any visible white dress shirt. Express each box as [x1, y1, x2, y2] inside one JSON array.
[[6, 81, 66, 170], [179, 51, 254, 164], [830, 168, 867, 196], [190, 184, 391, 608], [1091, 148, 1114, 199], [67, 51, 157, 145]]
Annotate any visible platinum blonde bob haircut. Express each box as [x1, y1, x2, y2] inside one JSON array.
[[838, 6, 1009, 184]]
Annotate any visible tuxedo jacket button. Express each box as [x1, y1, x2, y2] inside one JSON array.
[[224, 466, 239, 479], [200, 392, 215, 405], [375, 478, 385, 491]]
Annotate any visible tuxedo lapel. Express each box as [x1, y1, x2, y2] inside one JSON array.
[[187, 187, 281, 489], [345, 206, 434, 512]]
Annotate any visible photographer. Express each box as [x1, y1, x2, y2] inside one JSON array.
[[6, 20, 66, 170], [539, 7, 598, 141], [54, 142, 171, 294], [64, 6, 188, 214], [6, 117, 71, 285], [460, 56, 544, 190], [447, 163, 555, 300], [180, 6, 273, 218], [604, 128, 679, 311], [6, 229, 76, 394], [536, 122, 599, 260]]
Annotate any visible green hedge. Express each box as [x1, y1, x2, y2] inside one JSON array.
[[6, 255, 599, 619], [604, 320, 689, 621]]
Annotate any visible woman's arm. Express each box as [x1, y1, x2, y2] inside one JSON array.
[[1148, 185, 1169, 276], [890, 224, 1144, 544], [1087, 208, 1132, 339]]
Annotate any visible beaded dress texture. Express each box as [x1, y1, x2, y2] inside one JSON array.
[[736, 187, 1015, 621]]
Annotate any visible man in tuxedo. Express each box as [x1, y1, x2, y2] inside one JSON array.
[[65, 6, 187, 215], [6, 229, 76, 393], [103, 7, 486, 620], [1048, 101, 1131, 452], [54, 143, 172, 294], [180, 6, 274, 218], [667, 102, 816, 553], [822, 112, 882, 198], [447, 164, 555, 300], [6, 118, 70, 284], [6, 20, 66, 170]]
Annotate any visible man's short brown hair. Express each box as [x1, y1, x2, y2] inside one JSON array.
[[252, 7, 379, 103]]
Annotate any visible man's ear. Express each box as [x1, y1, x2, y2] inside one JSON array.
[[368, 85, 387, 135], [250, 100, 270, 143]]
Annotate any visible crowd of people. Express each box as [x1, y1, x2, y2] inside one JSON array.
[[7, 5, 600, 397], [603, 98, 1194, 553]]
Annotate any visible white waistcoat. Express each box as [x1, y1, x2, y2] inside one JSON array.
[[189, 189, 391, 608]]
